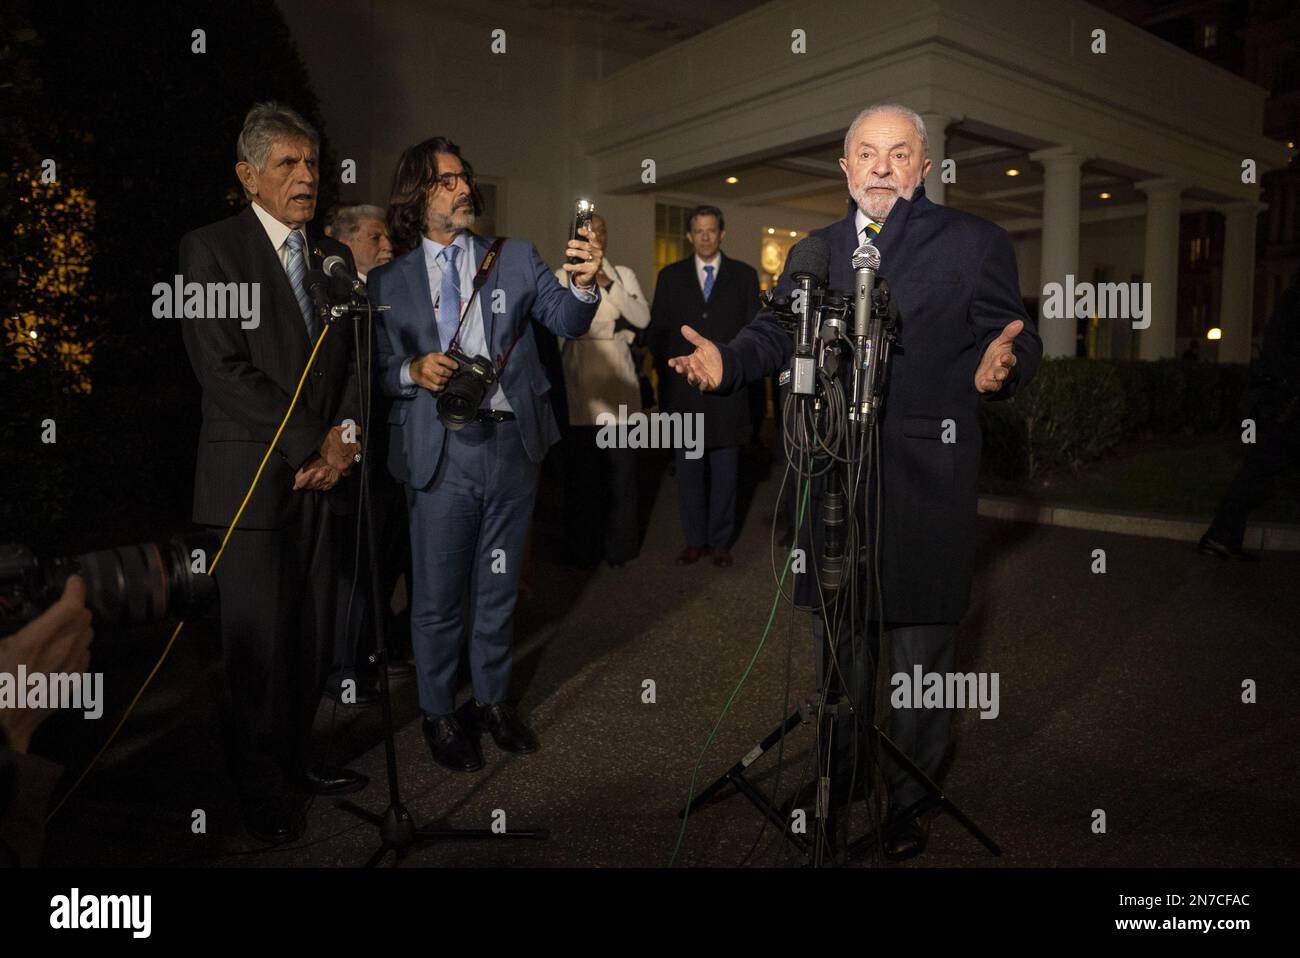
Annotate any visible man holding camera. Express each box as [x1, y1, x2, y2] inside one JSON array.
[[370, 137, 601, 773], [668, 104, 1042, 859]]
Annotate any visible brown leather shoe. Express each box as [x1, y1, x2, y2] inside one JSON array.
[[712, 549, 733, 568], [676, 545, 712, 565]]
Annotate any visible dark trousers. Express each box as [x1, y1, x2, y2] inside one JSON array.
[[816, 617, 956, 813], [675, 444, 740, 549], [1207, 422, 1300, 548], [407, 419, 538, 717], [207, 492, 341, 802], [563, 425, 639, 564]]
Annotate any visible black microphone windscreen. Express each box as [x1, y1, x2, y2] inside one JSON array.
[[785, 235, 830, 285]]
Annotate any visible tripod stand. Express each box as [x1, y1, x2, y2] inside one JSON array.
[[679, 448, 999, 865], [329, 300, 547, 866]]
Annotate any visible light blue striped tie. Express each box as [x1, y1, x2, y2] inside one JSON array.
[[284, 230, 317, 339], [437, 244, 462, 349], [702, 264, 715, 302]]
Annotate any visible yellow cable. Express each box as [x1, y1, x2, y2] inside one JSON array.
[[46, 323, 335, 823]]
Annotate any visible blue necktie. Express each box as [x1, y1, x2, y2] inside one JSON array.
[[284, 230, 317, 339], [438, 244, 462, 349], [702, 264, 715, 302]]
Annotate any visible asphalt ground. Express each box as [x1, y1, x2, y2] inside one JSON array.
[[39, 440, 1300, 868]]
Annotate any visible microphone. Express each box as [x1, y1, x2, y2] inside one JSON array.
[[305, 269, 333, 323], [851, 240, 880, 341], [322, 255, 367, 299], [784, 236, 830, 395], [849, 240, 884, 427]]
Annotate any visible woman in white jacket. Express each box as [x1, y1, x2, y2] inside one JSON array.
[[554, 214, 651, 566]]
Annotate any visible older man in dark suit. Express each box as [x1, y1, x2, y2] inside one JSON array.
[[649, 206, 760, 568], [179, 102, 367, 844], [669, 104, 1043, 859]]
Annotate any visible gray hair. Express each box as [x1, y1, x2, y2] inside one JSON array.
[[842, 104, 929, 160], [236, 101, 319, 171], [331, 204, 387, 240]]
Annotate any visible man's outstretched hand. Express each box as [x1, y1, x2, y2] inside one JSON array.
[[666, 325, 723, 392], [974, 319, 1023, 394]]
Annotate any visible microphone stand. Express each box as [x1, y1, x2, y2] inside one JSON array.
[[328, 294, 547, 866], [679, 283, 1000, 866]]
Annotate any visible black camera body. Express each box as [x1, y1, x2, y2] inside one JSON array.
[[436, 348, 499, 430], [0, 534, 219, 637]]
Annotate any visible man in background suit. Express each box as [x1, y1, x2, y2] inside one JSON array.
[[648, 206, 760, 568], [179, 102, 367, 844], [370, 137, 601, 773], [668, 104, 1042, 859]]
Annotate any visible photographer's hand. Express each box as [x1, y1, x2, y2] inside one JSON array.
[[667, 325, 723, 392], [563, 225, 604, 290], [409, 352, 460, 394], [0, 576, 93, 753]]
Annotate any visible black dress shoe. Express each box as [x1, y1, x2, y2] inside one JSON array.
[[423, 714, 483, 773], [242, 796, 303, 845], [302, 765, 369, 795], [476, 702, 539, 754], [1197, 533, 1258, 561], [883, 815, 930, 862]]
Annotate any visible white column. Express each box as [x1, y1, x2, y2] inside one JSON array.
[[1216, 201, 1262, 365], [1136, 178, 1183, 361], [1030, 146, 1083, 358], [920, 112, 952, 206]]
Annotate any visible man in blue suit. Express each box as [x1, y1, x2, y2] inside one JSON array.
[[369, 137, 601, 772], [669, 104, 1043, 859]]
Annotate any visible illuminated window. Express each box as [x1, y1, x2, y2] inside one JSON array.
[[654, 203, 693, 274], [1201, 24, 1217, 50]]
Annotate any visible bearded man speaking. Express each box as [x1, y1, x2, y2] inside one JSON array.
[[668, 103, 1043, 860]]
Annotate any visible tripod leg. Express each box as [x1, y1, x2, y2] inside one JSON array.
[[678, 710, 805, 818]]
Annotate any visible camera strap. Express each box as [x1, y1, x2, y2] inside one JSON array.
[[445, 236, 507, 353]]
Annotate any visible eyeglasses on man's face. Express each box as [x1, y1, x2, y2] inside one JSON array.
[[433, 170, 475, 191]]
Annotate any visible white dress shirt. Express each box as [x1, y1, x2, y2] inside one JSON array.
[[250, 199, 310, 276]]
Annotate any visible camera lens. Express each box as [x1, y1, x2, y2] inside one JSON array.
[[72, 533, 219, 629]]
